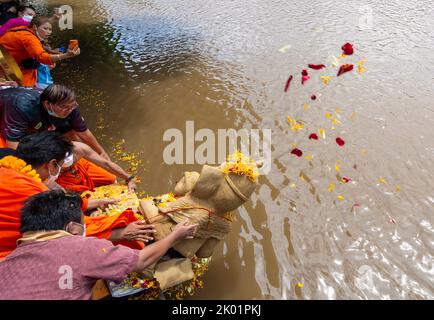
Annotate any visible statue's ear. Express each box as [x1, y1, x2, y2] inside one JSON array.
[[191, 165, 224, 198]]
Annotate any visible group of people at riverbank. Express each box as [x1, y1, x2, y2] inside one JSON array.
[[0, 1, 197, 300]]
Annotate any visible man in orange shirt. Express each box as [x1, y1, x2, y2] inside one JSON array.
[[0, 132, 154, 260]]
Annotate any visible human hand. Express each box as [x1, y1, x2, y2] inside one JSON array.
[[171, 218, 197, 241], [96, 198, 119, 210], [120, 220, 156, 243], [66, 47, 80, 58], [127, 177, 137, 192]]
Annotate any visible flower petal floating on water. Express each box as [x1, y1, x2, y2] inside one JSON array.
[[291, 148, 303, 157], [311, 94, 317, 100], [378, 177, 387, 184], [328, 182, 335, 192], [297, 283, 304, 288], [336, 137, 345, 146], [337, 64, 354, 76], [337, 195, 344, 201], [341, 42, 354, 55], [284, 75, 293, 92], [342, 177, 352, 183], [395, 185, 401, 192], [308, 64, 326, 70], [303, 103, 309, 111], [321, 76, 331, 84], [278, 44, 291, 53], [357, 60, 367, 74], [301, 69, 310, 85], [309, 133, 319, 140], [318, 128, 326, 139]]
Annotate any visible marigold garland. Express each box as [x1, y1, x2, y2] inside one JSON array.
[[220, 151, 259, 182], [0, 156, 42, 183]]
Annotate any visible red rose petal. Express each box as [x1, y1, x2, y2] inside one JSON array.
[[301, 75, 310, 85], [337, 64, 353, 76], [284, 75, 293, 92], [308, 64, 326, 70], [311, 94, 316, 100], [301, 69, 308, 76], [342, 177, 352, 183], [341, 42, 354, 55], [309, 133, 318, 140], [336, 137, 345, 146], [290, 148, 303, 157]]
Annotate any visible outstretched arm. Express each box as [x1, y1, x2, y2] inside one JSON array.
[[72, 141, 137, 191]]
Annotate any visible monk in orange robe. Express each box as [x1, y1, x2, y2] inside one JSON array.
[[0, 133, 152, 260]]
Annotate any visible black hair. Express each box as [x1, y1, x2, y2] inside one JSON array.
[[20, 190, 82, 233], [17, 5, 35, 13], [15, 131, 73, 167], [40, 84, 76, 106]]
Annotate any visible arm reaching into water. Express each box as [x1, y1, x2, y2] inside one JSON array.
[[72, 141, 137, 191]]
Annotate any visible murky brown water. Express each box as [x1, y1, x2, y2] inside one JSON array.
[[42, 0, 434, 299]]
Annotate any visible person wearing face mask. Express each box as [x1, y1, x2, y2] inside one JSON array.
[[0, 190, 197, 300], [0, 132, 159, 260], [0, 84, 111, 160], [0, 5, 36, 37], [0, 15, 80, 87]]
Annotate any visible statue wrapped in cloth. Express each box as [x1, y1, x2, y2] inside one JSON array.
[[86, 151, 262, 300]]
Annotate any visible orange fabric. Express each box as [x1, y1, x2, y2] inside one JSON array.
[[57, 159, 116, 192], [84, 209, 144, 250], [0, 26, 53, 87], [0, 135, 6, 148], [0, 167, 48, 260]]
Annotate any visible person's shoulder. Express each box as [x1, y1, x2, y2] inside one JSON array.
[[13, 87, 42, 112]]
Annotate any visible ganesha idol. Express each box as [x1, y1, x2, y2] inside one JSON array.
[[87, 152, 262, 297]]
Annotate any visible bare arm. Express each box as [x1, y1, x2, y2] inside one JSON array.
[[5, 140, 18, 149], [73, 141, 129, 180], [133, 219, 197, 271], [73, 129, 110, 160]]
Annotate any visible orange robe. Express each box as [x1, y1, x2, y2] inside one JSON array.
[[56, 159, 116, 192], [0, 26, 54, 87], [0, 135, 6, 148], [0, 166, 139, 260], [0, 167, 47, 259]]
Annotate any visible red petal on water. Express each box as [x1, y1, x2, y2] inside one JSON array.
[[291, 148, 303, 157], [342, 177, 352, 183], [354, 203, 360, 207], [309, 133, 318, 140], [308, 64, 326, 70], [337, 64, 353, 76], [301, 75, 310, 85], [284, 75, 293, 92], [301, 69, 308, 76], [341, 42, 354, 55], [311, 94, 316, 100], [336, 137, 345, 146]]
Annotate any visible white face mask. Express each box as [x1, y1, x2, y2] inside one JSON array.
[[22, 15, 33, 22], [46, 161, 62, 185]]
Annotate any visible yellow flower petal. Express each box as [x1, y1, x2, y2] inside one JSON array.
[[395, 185, 401, 192], [320, 76, 331, 85], [378, 177, 387, 185], [297, 283, 304, 288], [335, 163, 340, 172], [338, 195, 344, 201], [357, 60, 367, 74], [303, 103, 309, 111], [328, 182, 335, 192], [318, 128, 326, 139]]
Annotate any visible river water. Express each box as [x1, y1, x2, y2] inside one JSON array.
[[41, 0, 434, 299]]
